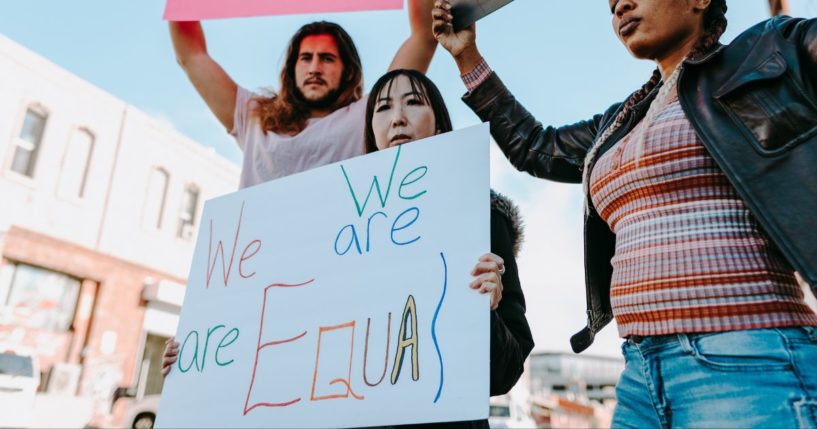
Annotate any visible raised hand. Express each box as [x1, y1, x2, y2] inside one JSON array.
[[431, 0, 477, 61]]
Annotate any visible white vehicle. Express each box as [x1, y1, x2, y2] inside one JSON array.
[[122, 394, 160, 429], [0, 345, 39, 428], [489, 395, 537, 429]]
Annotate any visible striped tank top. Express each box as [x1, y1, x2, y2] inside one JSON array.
[[589, 97, 817, 337]]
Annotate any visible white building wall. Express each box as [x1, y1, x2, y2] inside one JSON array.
[[97, 108, 238, 278], [0, 34, 239, 278], [0, 34, 124, 249]]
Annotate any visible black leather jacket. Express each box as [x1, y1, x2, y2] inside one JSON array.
[[462, 16, 817, 353]]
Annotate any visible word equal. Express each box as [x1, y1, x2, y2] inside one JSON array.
[[242, 282, 422, 414]]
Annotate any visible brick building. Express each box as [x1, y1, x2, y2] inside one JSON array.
[[0, 34, 239, 426]]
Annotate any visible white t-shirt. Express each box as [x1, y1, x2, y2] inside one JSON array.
[[230, 86, 366, 189]]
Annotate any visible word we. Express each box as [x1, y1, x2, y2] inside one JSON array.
[[335, 145, 428, 255], [205, 201, 261, 289]]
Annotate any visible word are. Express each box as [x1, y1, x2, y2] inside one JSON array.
[[177, 324, 240, 373], [335, 145, 428, 256]]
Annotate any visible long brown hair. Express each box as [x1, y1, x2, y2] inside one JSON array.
[[253, 21, 363, 136]]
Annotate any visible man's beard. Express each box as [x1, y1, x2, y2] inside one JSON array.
[[295, 85, 343, 110]]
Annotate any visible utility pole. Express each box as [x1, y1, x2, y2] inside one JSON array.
[[769, 0, 790, 16]]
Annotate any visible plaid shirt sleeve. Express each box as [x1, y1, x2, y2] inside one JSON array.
[[461, 58, 492, 92]]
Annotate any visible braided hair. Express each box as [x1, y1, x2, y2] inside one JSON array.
[[580, 0, 728, 202]]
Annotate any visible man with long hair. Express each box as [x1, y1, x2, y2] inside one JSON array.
[[169, 2, 436, 188]]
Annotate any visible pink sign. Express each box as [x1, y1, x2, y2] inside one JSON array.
[[164, 0, 404, 21]]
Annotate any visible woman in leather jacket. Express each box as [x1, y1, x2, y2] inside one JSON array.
[[433, 0, 817, 427], [363, 68, 534, 429]]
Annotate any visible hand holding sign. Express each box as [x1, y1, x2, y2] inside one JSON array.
[[155, 125, 491, 428], [432, 0, 480, 72], [449, 0, 514, 32]]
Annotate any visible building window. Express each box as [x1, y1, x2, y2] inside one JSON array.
[[58, 128, 95, 199], [10, 107, 48, 177], [143, 167, 169, 230], [136, 333, 169, 398], [0, 262, 80, 331], [177, 185, 199, 239]]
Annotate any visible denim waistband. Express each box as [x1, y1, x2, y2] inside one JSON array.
[[625, 326, 817, 354]]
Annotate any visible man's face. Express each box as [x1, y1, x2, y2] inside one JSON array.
[[294, 34, 345, 107]]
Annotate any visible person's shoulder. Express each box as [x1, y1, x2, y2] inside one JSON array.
[[731, 16, 813, 44], [349, 96, 368, 112], [490, 189, 524, 258], [767, 15, 817, 38], [244, 86, 282, 108], [326, 96, 367, 120]]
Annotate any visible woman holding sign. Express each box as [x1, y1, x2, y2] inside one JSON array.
[[433, 0, 817, 427], [162, 69, 534, 427], [363, 68, 534, 429]]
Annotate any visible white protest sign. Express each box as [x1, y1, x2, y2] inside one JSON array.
[[155, 124, 490, 428]]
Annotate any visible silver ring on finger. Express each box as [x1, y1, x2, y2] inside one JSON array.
[[498, 265, 506, 276]]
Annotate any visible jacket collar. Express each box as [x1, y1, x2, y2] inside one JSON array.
[[629, 43, 725, 111], [684, 43, 726, 65]]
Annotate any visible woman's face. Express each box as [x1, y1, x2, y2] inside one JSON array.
[[609, 0, 708, 61], [371, 75, 437, 151]]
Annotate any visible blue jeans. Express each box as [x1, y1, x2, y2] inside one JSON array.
[[612, 327, 817, 428]]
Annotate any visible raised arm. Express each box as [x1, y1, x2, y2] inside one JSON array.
[[464, 73, 613, 183], [169, 21, 238, 131], [388, 0, 437, 72], [432, 0, 607, 183]]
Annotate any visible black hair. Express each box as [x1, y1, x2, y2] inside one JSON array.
[[364, 69, 453, 153]]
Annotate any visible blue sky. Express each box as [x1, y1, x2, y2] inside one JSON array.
[[5, 0, 809, 164], [2, 0, 815, 356]]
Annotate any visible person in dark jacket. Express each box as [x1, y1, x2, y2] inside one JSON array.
[[363, 68, 534, 429], [433, 0, 817, 427]]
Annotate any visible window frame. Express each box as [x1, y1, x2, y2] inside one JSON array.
[[0, 261, 81, 332], [142, 166, 170, 231], [6, 103, 50, 181], [176, 183, 200, 240], [57, 126, 96, 201]]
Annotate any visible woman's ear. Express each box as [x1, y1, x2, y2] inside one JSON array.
[[693, 0, 712, 12]]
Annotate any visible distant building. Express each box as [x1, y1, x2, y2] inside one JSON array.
[[524, 352, 623, 428], [528, 352, 622, 404], [0, 34, 239, 426]]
